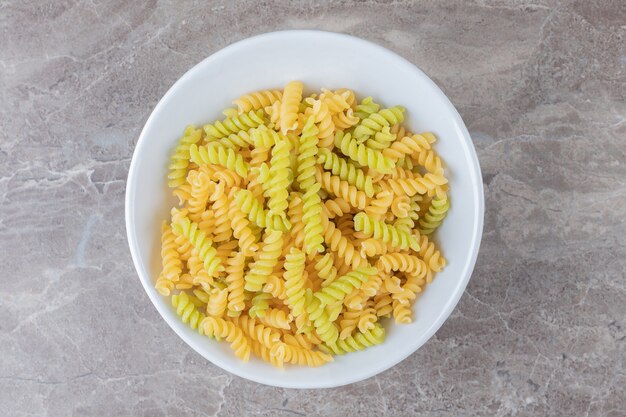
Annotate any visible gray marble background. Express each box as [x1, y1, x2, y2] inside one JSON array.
[[1, 1, 625, 416]]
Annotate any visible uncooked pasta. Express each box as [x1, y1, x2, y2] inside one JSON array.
[[156, 83, 449, 368]]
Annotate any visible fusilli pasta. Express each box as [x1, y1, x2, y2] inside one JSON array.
[[156, 83, 450, 368]]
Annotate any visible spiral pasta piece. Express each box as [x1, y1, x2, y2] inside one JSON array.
[[159, 221, 182, 283], [264, 100, 281, 129], [224, 251, 246, 316], [294, 309, 314, 336], [382, 132, 435, 162], [354, 96, 381, 120], [280, 81, 303, 134], [380, 173, 447, 197], [297, 117, 324, 254], [338, 308, 360, 340], [251, 124, 280, 148], [322, 197, 352, 219], [414, 148, 444, 175], [206, 288, 228, 318], [365, 126, 396, 151], [186, 170, 212, 222], [391, 195, 411, 218], [388, 166, 415, 179], [344, 271, 386, 310], [203, 109, 265, 139], [233, 89, 282, 113], [353, 212, 420, 251], [257, 308, 293, 330], [283, 333, 314, 350], [175, 273, 194, 290], [418, 194, 450, 235], [326, 301, 343, 322], [314, 266, 378, 307], [311, 99, 335, 144], [287, 193, 305, 249], [232, 189, 285, 232], [212, 168, 243, 189], [270, 343, 333, 367], [263, 134, 292, 219], [376, 253, 427, 275], [187, 249, 213, 289], [172, 292, 206, 334], [215, 239, 238, 265], [201, 317, 251, 362], [305, 289, 339, 344], [209, 190, 232, 243], [248, 145, 270, 191], [373, 293, 393, 318], [244, 230, 283, 292], [263, 275, 287, 300], [313, 253, 338, 287], [323, 324, 385, 355], [392, 299, 412, 324], [155, 275, 175, 296], [320, 212, 365, 268], [174, 230, 193, 261], [334, 131, 394, 174], [284, 247, 307, 318], [359, 238, 388, 258], [189, 143, 250, 178], [192, 288, 211, 306], [168, 127, 203, 188], [315, 167, 368, 210], [353, 106, 405, 141], [390, 123, 412, 140], [249, 292, 272, 318], [394, 216, 415, 233], [363, 190, 394, 220], [317, 148, 375, 197], [172, 214, 224, 277], [332, 108, 359, 130], [206, 131, 247, 150], [382, 276, 404, 294], [416, 234, 446, 274], [231, 315, 281, 349], [319, 89, 351, 114], [247, 339, 283, 368], [393, 273, 425, 308], [228, 197, 259, 256], [172, 183, 192, 206], [357, 305, 378, 333]]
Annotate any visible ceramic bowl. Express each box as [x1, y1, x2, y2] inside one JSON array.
[[126, 30, 484, 388]]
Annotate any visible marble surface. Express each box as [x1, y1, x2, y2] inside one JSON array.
[[1, 1, 625, 416]]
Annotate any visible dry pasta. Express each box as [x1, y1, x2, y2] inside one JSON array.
[[156, 83, 450, 367]]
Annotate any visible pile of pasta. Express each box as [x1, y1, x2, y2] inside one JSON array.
[[156, 81, 450, 368]]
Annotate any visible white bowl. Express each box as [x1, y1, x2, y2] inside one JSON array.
[[126, 30, 484, 388]]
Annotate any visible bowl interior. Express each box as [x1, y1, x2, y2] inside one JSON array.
[[126, 30, 484, 388]]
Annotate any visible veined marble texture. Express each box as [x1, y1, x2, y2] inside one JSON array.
[[0, 1, 624, 416]]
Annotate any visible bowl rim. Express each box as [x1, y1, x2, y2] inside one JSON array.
[[125, 29, 485, 388]]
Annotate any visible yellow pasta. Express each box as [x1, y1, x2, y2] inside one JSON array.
[[203, 109, 266, 139], [168, 127, 203, 188], [224, 251, 245, 316], [280, 81, 303, 134], [159, 221, 182, 284], [317, 148, 375, 197], [315, 166, 368, 210], [257, 308, 293, 330], [201, 317, 251, 362], [156, 82, 450, 367], [172, 292, 206, 334], [233, 89, 282, 113]]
